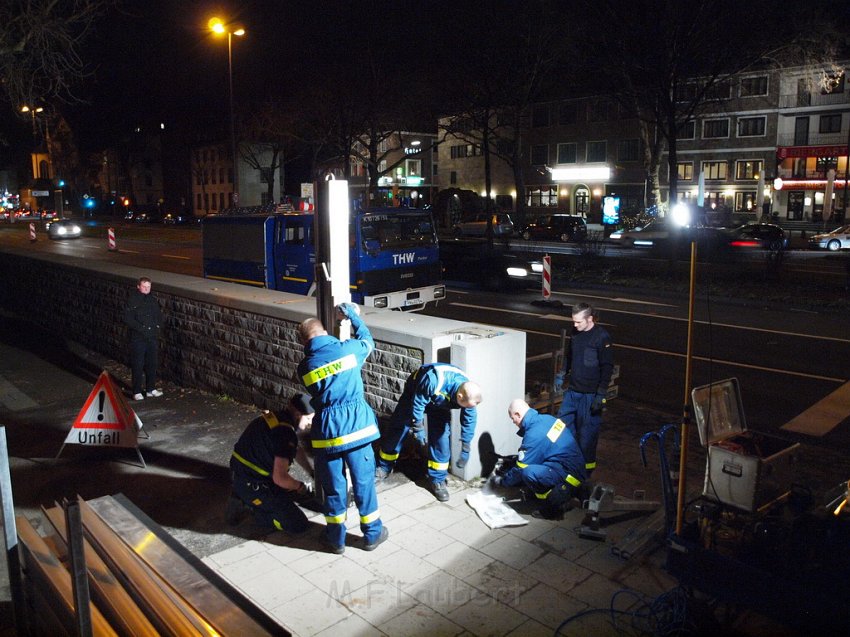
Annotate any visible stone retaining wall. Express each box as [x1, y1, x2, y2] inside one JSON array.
[[0, 249, 423, 415]]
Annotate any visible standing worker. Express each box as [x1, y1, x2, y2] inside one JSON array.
[[493, 399, 586, 519], [553, 302, 613, 477], [226, 394, 318, 533], [297, 304, 388, 554], [375, 363, 482, 502], [124, 276, 163, 401]]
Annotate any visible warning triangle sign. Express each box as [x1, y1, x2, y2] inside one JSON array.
[[63, 371, 143, 448]]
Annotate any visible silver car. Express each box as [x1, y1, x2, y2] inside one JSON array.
[[608, 219, 671, 248], [808, 224, 850, 251], [452, 212, 514, 237]]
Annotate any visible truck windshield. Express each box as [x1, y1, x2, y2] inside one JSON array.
[[360, 213, 436, 250]]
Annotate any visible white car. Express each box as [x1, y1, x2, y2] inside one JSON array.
[[609, 219, 671, 248], [808, 224, 850, 251]]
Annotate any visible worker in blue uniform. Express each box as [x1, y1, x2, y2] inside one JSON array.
[[553, 302, 614, 477], [375, 363, 483, 502], [297, 304, 388, 554], [227, 393, 318, 533], [493, 399, 586, 520]]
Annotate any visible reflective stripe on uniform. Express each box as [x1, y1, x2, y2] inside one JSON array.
[[273, 519, 283, 530], [546, 419, 566, 443], [586, 461, 597, 470], [566, 474, 581, 487], [428, 460, 449, 470], [325, 512, 346, 524], [535, 489, 552, 500], [261, 412, 280, 429], [379, 450, 399, 462], [312, 424, 379, 449], [360, 509, 380, 524], [516, 461, 528, 469], [302, 354, 358, 387], [232, 451, 270, 477], [433, 365, 466, 402]]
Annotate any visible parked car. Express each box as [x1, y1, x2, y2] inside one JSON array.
[[520, 214, 587, 242], [725, 223, 788, 251], [808, 224, 850, 251], [452, 212, 514, 237], [609, 219, 671, 248], [439, 238, 542, 291], [46, 218, 82, 240]]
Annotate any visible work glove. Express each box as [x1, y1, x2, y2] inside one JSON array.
[[553, 372, 565, 394], [456, 442, 471, 468], [590, 393, 607, 415], [410, 421, 427, 446], [336, 302, 360, 320], [295, 480, 314, 498]]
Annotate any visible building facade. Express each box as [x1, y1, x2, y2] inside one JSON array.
[[437, 61, 849, 228], [190, 141, 280, 215]]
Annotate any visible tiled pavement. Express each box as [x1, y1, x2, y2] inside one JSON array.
[[205, 477, 681, 637]]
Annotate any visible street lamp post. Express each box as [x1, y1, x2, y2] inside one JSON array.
[[209, 17, 245, 207], [21, 105, 44, 142]]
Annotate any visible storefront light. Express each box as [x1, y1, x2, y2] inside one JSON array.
[[549, 166, 611, 181]]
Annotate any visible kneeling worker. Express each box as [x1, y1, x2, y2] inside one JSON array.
[[226, 394, 316, 533], [376, 363, 482, 502], [493, 399, 586, 520]]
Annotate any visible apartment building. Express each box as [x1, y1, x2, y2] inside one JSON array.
[[321, 131, 438, 209], [190, 141, 280, 215], [437, 61, 849, 227]]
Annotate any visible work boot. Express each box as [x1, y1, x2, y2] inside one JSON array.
[[430, 480, 450, 502], [225, 495, 250, 526], [146, 388, 163, 398], [363, 526, 389, 551], [531, 506, 564, 521], [132, 393, 144, 401], [375, 466, 390, 483]]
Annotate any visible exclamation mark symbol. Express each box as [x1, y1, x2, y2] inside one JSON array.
[[97, 390, 105, 421]]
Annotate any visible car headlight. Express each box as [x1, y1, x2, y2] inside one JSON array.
[[506, 267, 528, 277], [433, 286, 446, 299], [374, 297, 389, 308], [530, 262, 543, 273], [610, 232, 623, 239], [57, 226, 67, 235]]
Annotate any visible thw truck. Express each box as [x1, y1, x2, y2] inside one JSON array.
[[202, 206, 445, 310]]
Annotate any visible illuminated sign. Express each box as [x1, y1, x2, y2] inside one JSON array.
[[549, 166, 611, 181], [776, 145, 847, 160]]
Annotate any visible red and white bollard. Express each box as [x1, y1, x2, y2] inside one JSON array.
[[29, 222, 37, 242], [107, 227, 117, 252], [541, 254, 551, 301]]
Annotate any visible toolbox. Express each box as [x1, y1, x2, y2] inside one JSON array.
[[692, 378, 800, 513]]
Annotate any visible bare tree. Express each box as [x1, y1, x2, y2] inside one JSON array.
[[579, 0, 841, 212], [439, 0, 574, 233], [239, 99, 304, 204], [0, 0, 115, 112]]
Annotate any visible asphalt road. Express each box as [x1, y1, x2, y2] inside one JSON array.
[[2, 220, 848, 453]]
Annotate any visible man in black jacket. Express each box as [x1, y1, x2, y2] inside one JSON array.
[[124, 276, 163, 401], [553, 302, 614, 477]]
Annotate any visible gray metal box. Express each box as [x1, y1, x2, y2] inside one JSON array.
[[692, 379, 800, 513]]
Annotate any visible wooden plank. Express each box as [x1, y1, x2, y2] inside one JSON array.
[[42, 505, 160, 637], [16, 516, 118, 636]]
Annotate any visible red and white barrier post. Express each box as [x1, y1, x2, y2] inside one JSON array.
[[541, 254, 551, 300], [29, 222, 37, 242], [107, 227, 117, 252]]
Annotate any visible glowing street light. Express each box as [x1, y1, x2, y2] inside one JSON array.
[[208, 17, 246, 205], [21, 105, 44, 138]]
